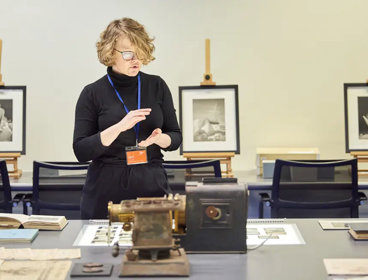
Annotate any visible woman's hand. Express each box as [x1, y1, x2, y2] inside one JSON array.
[[138, 128, 162, 147], [119, 108, 151, 132], [100, 108, 151, 147], [138, 128, 172, 148]]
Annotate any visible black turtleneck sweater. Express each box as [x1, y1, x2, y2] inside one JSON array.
[[73, 68, 182, 163]]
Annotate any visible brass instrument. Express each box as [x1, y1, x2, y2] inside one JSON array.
[[107, 181, 247, 275], [108, 194, 189, 277], [108, 194, 186, 233]]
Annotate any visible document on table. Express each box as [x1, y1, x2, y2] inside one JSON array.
[[248, 218, 286, 224], [319, 219, 368, 230], [246, 223, 305, 245], [0, 247, 81, 260], [73, 224, 132, 247], [0, 260, 71, 280], [330, 277, 368, 280], [324, 258, 368, 277]]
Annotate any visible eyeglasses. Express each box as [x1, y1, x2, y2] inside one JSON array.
[[114, 49, 139, 61]]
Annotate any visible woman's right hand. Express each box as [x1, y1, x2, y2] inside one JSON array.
[[100, 108, 151, 147], [119, 108, 151, 132]]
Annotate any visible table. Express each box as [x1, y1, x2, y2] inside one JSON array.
[[2, 219, 368, 279]]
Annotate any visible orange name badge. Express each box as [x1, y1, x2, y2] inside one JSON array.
[[125, 146, 148, 165]]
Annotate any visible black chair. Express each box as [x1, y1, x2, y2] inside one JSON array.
[[25, 161, 89, 219], [163, 159, 222, 193], [259, 159, 367, 218], [0, 160, 23, 213], [163, 159, 222, 177]]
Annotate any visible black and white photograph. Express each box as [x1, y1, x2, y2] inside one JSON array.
[[179, 85, 240, 154], [0, 86, 26, 153], [344, 83, 368, 152], [358, 96, 368, 139], [0, 99, 13, 142], [193, 98, 226, 142]]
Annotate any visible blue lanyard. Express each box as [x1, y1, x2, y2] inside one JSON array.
[[107, 73, 141, 143]]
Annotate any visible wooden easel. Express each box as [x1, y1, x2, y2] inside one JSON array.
[[0, 40, 22, 178], [0, 153, 22, 178], [183, 152, 235, 178], [200, 39, 216, 86], [182, 39, 234, 177], [350, 151, 368, 177], [0, 39, 4, 86], [350, 151, 368, 176]]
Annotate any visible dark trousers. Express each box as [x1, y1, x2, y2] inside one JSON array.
[[80, 160, 170, 219]]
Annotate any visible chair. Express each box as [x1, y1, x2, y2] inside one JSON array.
[[0, 160, 23, 213], [25, 161, 89, 219], [163, 159, 222, 177], [163, 159, 222, 193], [258, 159, 367, 218]]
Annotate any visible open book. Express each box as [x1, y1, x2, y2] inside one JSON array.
[[0, 214, 68, 230]]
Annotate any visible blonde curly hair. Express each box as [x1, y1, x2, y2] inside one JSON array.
[[96, 18, 155, 66]]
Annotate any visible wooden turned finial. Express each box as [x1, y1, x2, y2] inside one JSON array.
[[200, 38, 216, 86]]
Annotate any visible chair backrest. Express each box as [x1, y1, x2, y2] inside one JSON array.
[[162, 160, 222, 193], [32, 161, 89, 219], [163, 159, 222, 177], [0, 160, 12, 213], [271, 159, 359, 218]]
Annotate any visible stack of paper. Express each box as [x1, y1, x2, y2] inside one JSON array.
[[324, 258, 368, 277]]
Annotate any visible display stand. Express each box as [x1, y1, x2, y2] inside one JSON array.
[[0, 153, 22, 178], [200, 38, 216, 86], [184, 39, 234, 177], [183, 152, 234, 178], [350, 151, 368, 175], [0, 42, 22, 178], [0, 39, 4, 86]]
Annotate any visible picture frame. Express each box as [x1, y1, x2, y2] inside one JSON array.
[[179, 85, 240, 154], [0, 86, 26, 154], [344, 83, 368, 152]]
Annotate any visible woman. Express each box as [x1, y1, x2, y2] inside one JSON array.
[[73, 18, 182, 219]]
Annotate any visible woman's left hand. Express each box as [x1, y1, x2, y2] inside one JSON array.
[[138, 128, 162, 147]]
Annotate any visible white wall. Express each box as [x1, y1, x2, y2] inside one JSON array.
[[1, 0, 368, 172]]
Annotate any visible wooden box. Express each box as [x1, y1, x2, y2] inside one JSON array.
[[256, 148, 320, 176]]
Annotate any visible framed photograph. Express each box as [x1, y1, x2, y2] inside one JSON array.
[[179, 85, 240, 154], [0, 86, 26, 154], [343, 83, 368, 152]]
